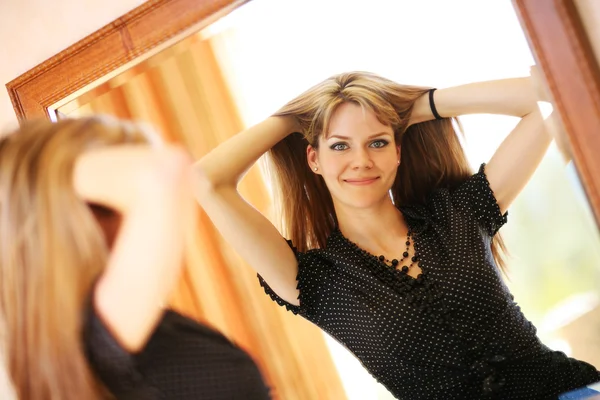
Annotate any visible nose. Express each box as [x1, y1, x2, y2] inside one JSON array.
[[351, 147, 374, 170]]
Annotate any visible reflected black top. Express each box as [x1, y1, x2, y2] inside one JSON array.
[[259, 164, 599, 400], [84, 307, 271, 400]]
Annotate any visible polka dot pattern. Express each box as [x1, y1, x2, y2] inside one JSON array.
[[258, 164, 600, 399], [84, 308, 271, 399]]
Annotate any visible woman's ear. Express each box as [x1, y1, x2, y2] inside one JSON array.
[[396, 145, 401, 165], [306, 144, 321, 174]]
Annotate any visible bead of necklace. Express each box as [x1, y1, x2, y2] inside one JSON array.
[[378, 229, 419, 273]]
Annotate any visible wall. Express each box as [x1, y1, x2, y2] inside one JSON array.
[[0, 0, 147, 131]]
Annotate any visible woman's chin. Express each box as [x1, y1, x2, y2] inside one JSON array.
[[339, 195, 393, 211]]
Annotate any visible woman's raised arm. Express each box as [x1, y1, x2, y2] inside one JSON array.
[[192, 116, 303, 306], [409, 75, 550, 213], [75, 144, 194, 352]]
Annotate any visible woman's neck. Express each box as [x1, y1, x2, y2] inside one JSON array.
[[334, 197, 407, 247]]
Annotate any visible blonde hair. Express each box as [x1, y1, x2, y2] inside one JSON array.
[[268, 71, 507, 270], [0, 116, 151, 399]]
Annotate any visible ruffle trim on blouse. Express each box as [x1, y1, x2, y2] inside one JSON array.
[[330, 230, 454, 331], [475, 163, 508, 237], [257, 239, 305, 316]]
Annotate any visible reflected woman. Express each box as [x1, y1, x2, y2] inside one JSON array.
[[194, 71, 600, 399]]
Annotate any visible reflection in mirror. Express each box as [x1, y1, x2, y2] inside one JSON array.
[[58, 0, 600, 398]]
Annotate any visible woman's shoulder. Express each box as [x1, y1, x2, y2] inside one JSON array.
[[402, 164, 507, 236], [286, 235, 341, 265], [83, 306, 236, 368], [159, 310, 236, 343]]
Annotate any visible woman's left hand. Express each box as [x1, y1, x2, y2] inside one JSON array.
[[530, 65, 552, 103]]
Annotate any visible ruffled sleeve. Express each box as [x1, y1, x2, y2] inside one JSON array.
[[257, 239, 329, 319], [450, 163, 508, 237], [82, 290, 161, 399]]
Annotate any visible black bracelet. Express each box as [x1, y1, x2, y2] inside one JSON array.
[[428, 88, 443, 120]]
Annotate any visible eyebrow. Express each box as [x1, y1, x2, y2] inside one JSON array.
[[326, 132, 392, 141]]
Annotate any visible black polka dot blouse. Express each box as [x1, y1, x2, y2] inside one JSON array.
[[84, 307, 271, 399], [258, 164, 599, 400]]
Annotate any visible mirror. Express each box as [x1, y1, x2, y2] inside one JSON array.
[[7, 0, 600, 398]]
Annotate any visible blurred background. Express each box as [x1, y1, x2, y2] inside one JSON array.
[[53, 0, 600, 398]]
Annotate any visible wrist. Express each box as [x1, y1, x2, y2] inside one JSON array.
[[269, 115, 302, 136], [435, 78, 536, 118], [408, 92, 435, 126], [74, 145, 191, 212]]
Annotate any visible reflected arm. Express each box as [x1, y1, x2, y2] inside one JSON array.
[[409, 76, 551, 214], [409, 77, 537, 124]]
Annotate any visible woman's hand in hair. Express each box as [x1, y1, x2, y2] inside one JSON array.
[[286, 115, 304, 134], [75, 144, 196, 353], [74, 144, 192, 212], [529, 65, 552, 103], [529, 64, 571, 162]]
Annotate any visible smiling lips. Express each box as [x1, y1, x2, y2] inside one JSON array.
[[343, 177, 380, 185]]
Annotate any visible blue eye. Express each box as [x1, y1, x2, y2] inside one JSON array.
[[370, 140, 389, 148], [330, 143, 349, 151]]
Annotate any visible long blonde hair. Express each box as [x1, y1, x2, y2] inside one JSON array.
[[268, 71, 507, 271], [0, 117, 150, 399]]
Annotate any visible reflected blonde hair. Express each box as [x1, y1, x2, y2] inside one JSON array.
[[0, 116, 152, 399], [268, 71, 507, 271]]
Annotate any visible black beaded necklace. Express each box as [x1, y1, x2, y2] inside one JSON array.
[[378, 228, 419, 273]]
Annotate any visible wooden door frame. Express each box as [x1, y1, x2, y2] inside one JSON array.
[[513, 0, 600, 227]]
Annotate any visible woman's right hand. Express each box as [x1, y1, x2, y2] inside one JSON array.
[[284, 115, 303, 134], [73, 144, 193, 213]]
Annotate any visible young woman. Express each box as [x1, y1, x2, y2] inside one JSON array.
[[193, 71, 600, 399], [0, 117, 270, 400]]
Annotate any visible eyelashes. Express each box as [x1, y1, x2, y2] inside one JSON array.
[[330, 142, 349, 151], [329, 139, 390, 151], [370, 139, 389, 149]]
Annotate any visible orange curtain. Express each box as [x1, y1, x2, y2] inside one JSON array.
[[60, 33, 347, 400]]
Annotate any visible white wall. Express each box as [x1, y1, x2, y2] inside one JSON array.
[[0, 0, 147, 131]]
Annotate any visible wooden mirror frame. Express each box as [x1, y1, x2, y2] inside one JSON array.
[[513, 0, 600, 227], [7, 0, 600, 228], [6, 0, 247, 121]]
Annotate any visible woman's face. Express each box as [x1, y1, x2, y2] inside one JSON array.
[[307, 102, 400, 210]]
